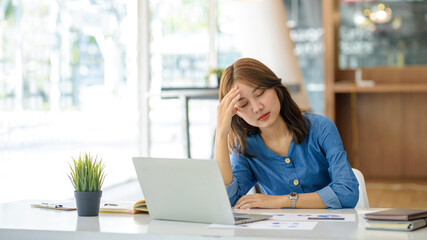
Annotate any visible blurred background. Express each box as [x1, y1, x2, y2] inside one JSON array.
[[1, 0, 427, 208]]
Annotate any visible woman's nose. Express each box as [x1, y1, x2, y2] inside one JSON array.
[[252, 100, 263, 113]]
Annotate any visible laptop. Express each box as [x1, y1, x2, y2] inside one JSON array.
[[132, 157, 271, 225]]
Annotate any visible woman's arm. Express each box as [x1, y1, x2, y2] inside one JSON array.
[[215, 86, 240, 185], [233, 192, 327, 209], [316, 118, 359, 208], [215, 131, 233, 185]]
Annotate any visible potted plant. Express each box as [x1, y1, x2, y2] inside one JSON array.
[[69, 152, 105, 216], [205, 67, 225, 87]]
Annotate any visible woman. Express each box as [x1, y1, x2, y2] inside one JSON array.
[[215, 58, 358, 209]]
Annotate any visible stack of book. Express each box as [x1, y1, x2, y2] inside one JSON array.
[[364, 209, 427, 231]]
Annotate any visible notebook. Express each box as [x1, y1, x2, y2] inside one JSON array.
[[366, 218, 427, 231], [99, 200, 148, 214], [364, 209, 427, 221], [132, 157, 271, 225]]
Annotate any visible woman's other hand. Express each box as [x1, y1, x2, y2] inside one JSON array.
[[234, 194, 286, 209]]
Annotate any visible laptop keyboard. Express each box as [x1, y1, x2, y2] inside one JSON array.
[[232, 213, 272, 224], [234, 216, 251, 221], [233, 213, 251, 221]]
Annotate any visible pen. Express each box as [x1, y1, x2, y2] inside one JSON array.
[[308, 217, 345, 220], [41, 203, 63, 208], [104, 203, 118, 206]]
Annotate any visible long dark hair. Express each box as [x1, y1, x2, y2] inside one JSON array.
[[219, 58, 309, 156]]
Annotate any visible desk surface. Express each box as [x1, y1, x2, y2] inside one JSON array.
[[1, 201, 426, 240]]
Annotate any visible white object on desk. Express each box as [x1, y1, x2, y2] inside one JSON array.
[[266, 213, 356, 222], [209, 220, 317, 230]]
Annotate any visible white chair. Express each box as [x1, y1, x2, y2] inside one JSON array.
[[352, 168, 370, 208]]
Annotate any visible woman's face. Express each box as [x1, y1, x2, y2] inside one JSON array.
[[233, 81, 282, 130]]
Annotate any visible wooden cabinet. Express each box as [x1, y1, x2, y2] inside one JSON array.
[[323, 0, 427, 180]]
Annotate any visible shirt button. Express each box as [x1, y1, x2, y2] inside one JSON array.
[[293, 179, 299, 186], [285, 158, 291, 164]]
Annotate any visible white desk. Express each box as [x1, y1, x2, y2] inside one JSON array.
[[1, 201, 426, 240]]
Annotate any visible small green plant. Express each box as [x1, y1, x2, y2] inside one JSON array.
[[68, 152, 105, 192], [205, 67, 225, 85], [208, 67, 225, 76]]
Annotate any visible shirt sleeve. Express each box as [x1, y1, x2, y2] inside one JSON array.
[[315, 117, 359, 209], [225, 151, 257, 206]]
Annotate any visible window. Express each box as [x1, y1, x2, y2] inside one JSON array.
[[150, 0, 210, 88], [0, 0, 138, 203], [148, 0, 220, 159], [284, 0, 324, 114]]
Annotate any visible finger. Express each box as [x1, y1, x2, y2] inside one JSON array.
[[221, 89, 240, 107], [239, 202, 253, 209], [234, 195, 255, 208], [229, 93, 240, 110], [232, 107, 238, 115], [237, 199, 257, 209], [222, 86, 238, 101], [222, 87, 240, 107], [227, 93, 240, 114], [234, 197, 244, 208], [235, 201, 248, 209], [234, 196, 248, 208], [218, 94, 240, 122], [217, 93, 240, 126]]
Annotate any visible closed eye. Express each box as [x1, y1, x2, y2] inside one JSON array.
[[238, 102, 248, 108], [256, 89, 265, 97]]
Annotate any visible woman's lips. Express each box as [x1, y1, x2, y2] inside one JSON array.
[[258, 112, 270, 121]]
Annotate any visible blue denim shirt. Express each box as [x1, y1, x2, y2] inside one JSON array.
[[226, 113, 359, 209]]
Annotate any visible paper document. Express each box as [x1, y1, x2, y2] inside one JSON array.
[[265, 213, 356, 222], [31, 202, 76, 211], [209, 220, 317, 230]]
